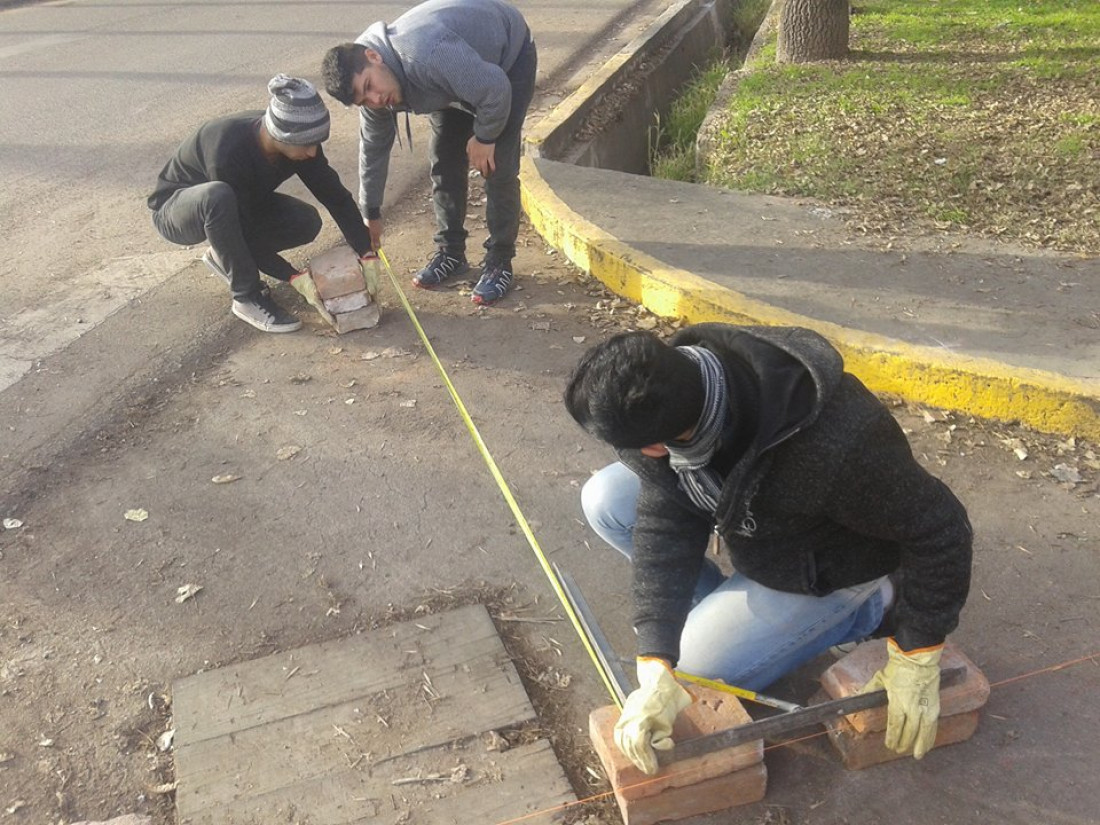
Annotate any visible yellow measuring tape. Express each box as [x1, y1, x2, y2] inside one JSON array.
[[376, 249, 625, 707], [375, 249, 799, 714]]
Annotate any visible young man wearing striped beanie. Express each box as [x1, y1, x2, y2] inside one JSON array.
[[565, 324, 973, 774], [321, 0, 536, 306], [148, 75, 375, 332]]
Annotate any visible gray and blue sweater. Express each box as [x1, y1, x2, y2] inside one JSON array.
[[354, 0, 530, 215]]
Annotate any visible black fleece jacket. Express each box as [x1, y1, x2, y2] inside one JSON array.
[[619, 324, 972, 663]]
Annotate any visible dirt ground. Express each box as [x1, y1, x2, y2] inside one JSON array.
[[1, 183, 1098, 825]]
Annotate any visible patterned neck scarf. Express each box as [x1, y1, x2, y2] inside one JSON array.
[[666, 346, 729, 514]]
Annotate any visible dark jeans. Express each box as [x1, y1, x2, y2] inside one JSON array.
[[428, 39, 538, 264], [152, 182, 321, 299]]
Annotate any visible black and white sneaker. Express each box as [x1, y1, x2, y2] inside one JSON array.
[[231, 293, 302, 333], [412, 250, 468, 288], [203, 248, 269, 297]]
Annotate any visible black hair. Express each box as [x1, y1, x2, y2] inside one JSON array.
[[321, 43, 370, 105], [564, 332, 704, 449]]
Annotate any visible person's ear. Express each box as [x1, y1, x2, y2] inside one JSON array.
[[364, 48, 382, 65]]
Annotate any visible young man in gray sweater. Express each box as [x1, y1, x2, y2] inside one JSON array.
[[322, 0, 536, 306], [565, 324, 973, 774]]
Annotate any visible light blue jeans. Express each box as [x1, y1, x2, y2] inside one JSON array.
[[581, 462, 888, 691]]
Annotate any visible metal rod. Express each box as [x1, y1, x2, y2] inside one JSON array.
[[554, 563, 632, 706], [659, 664, 967, 764]]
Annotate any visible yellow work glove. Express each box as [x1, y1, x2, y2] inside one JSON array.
[[613, 657, 693, 775], [359, 251, 380, 300], [861, 638, 944, 759]]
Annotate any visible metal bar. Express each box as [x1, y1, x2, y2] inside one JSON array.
[[554, 563, 633, 706], [659, 665, 967, 764]]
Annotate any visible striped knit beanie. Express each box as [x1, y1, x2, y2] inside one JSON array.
[[264, 75, 331, 145]]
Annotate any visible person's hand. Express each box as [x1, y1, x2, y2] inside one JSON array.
[[613, 657, 693, 775], [466, 136, 496, 178], [860, 638, 943, 759], [366, 217, 384, 250]]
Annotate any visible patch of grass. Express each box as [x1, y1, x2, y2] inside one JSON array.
[[649, 58, 732, 182], [651, 144, 698, 182], [732, 0, 771, 44], [1054, 134, 1088, 159], [689, 0, 1100, 252]]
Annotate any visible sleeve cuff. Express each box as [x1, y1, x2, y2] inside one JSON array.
[[366, 206, 382, 220], [635, 620, 681, 668], [474, 136, 496, 145]]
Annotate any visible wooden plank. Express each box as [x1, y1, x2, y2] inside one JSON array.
[[174, 605, 574, 823], [175, 660, 536, 815], [173, 604, 514, 744], [181, 741, 575, 825]]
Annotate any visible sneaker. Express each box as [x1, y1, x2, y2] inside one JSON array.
[[203, 248, 269, 296], [231, 293, 302, 333], [471, 259, 514, 306], [829, 641, 860, 658], [412, 250, 468, 288]]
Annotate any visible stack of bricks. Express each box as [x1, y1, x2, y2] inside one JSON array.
[[307, 245, 380, 334], [819, 639, 990, 769], [589, 683, 766, 825]]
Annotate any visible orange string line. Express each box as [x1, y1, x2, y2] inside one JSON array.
[[487, 650, 1100, 825], [987, 651, 1098, 689]]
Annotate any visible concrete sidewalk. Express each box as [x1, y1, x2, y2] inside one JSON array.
[[519, 0, 1100, 440]]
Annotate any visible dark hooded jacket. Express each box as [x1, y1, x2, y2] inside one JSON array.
[[620, 324, 972, 663]]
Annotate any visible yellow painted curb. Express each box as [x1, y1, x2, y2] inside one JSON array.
[[520, 157, 1100, 440]]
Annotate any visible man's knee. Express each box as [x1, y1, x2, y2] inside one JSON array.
[[201, 181, 238, 220], [579, 474, 610, 530], [580, 464, 635, 532], [302, 205, 323, 241], [291, 204, 323, 246]]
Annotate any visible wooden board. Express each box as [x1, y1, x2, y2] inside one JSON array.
[[173, 604, 575, 824]]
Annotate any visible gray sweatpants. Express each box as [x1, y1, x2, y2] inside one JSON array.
[[152, 182, 321, 300], [428, 39, 538, 263]]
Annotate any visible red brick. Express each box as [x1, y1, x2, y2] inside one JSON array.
[[590, 686, 763, 801], [820, 640, 990, 734], [823, 706, 980, 770], [613, 762, 767, 825], [308, 246, 366, 299], [590, 683, 767, 823]]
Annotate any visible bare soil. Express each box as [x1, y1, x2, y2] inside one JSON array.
[[1, 190, 1097, 825]]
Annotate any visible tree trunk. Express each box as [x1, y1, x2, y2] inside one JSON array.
[[777, 0, 849, 63]]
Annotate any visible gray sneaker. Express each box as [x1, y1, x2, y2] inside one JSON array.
[[231, 293, 302, 333], [203, 248, 269, 297]]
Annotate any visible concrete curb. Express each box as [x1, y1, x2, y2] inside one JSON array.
[[519, 1, 1100, 439], [526, 0, 735, 172]]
